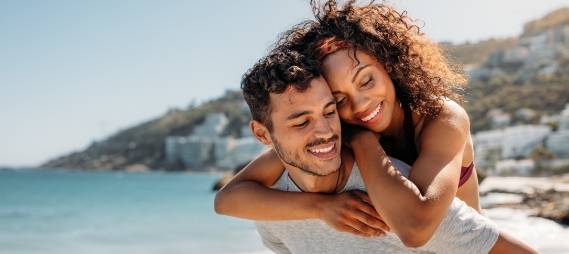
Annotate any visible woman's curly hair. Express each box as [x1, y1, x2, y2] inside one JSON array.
[[273, 0, 468, 116]]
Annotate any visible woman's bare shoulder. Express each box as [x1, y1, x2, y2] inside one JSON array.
[[420, 99, 470, 142]]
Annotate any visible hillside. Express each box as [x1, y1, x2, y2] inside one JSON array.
[[443, 37, 519, 67], [522, 7, 569, 37], [41, 91, 251, 171], [464, 63, 569, 132], [452, 7, 569, 133]]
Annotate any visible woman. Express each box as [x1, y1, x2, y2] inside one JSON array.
[[217, 0, 481, 239]]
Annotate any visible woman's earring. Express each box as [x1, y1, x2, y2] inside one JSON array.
[[399, 101, 402, 108]]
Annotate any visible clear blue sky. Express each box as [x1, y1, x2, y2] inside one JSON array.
[[1, 0, 567, 167]]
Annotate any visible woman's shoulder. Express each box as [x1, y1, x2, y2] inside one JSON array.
[[424, 99, 469, 124], [420, 99, 470, 138]]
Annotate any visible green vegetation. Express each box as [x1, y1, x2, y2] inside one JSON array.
[[463, 55, 569, 133], [443, 37, 518, 67]]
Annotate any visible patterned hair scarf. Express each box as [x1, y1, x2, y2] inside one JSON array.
[[314, 37, 350, 61]]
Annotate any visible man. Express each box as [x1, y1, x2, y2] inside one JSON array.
[[218, 49, 536, 253]]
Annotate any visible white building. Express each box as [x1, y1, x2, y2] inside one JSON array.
[[165, 136, 186, 164], [494, 159, 535, 175], [164, 113, 228, 169], [473, 129, 503, 169], [502, 125, 551, 159], [473, 125, 551, 171], [216, 137, 268, 169], [546, 130, 569, 159], [558, 104, 569, 131], [486, 108, 511, 129], [165, 112, 266, 171], [192, 113, 228, 138]]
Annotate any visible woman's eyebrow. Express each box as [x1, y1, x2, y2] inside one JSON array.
[[352, 64, 371, 83]]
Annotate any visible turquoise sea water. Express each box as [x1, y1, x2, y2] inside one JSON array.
[[0, 169, 267, 254], [3, 169, 569, 254]]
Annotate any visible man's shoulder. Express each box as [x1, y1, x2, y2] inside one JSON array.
[[270, 171, 290, 191]]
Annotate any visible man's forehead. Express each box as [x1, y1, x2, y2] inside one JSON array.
[[269, 78, 333, 113]]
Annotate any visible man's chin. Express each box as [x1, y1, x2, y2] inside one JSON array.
[[305, 161, 342, 177]]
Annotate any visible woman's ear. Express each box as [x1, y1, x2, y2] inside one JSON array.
[[250, 120, 272, 146]]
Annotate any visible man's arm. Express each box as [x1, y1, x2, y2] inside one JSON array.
[[490, 231, 538, 254]]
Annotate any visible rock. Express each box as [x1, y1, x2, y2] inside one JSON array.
[[212, 162, 250, 191], [125, 164, 150, 172], [480, 175, 569, 225], [213, 174, 235, 191]]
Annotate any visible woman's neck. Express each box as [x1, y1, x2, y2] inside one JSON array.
[[380, 101, 406, 138]]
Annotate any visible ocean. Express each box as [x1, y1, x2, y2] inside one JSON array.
[[1, 169, 568, 254], [0, 169, 267, 254]]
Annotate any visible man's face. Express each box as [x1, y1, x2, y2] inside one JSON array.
[[267, 77, 342, 176]]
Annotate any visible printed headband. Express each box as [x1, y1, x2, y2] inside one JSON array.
[[314, 37, 350, 61]]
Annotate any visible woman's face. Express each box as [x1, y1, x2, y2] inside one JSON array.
[[321, 49, 398, 133]]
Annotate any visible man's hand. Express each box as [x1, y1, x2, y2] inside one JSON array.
[[318, 190, 389, 238]]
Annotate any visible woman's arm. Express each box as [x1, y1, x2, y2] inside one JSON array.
[[489, 231, 538, 254], [214, 148, 388, 237], [347, 102, 468, 247]]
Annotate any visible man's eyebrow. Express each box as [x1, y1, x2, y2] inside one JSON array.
[[286, 110, 312, 121], [351, 64, 371, 83], [285, 100, 335, 120]]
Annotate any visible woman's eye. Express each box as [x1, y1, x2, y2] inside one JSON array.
[[335, 98, 345, 106], [361, 77, 373, 87], [325, 110, 336, 116]]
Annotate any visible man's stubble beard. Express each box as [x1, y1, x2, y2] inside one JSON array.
[[270, 133, 340, 177]]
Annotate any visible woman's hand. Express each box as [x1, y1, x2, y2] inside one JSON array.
[[318, 190, 390, 238]]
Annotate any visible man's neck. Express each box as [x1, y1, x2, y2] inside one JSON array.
[[286, 147, 354, 194]]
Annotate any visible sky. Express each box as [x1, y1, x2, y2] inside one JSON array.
[[1, 0, 568, 167]]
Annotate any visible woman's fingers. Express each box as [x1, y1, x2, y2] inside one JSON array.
[[341, 217, 385, 238], [320, 190, 390, 237], [349, 210, 388, 237], [354, 208, 390, 233]]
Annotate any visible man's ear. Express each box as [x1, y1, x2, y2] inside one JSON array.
[[250, 120, 272, 146]]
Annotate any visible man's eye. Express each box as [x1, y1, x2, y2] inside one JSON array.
[[294, 121, 308, 127], [336, 98, 345, 106], [325, 110, 336, 116]]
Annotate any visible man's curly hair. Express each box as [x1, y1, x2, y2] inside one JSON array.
[[241, 50, 321, 131], [273, 0, 468, 116]]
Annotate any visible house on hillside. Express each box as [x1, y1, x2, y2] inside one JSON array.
[[165, 112, 266, 171], [473, 125, 551, 174]]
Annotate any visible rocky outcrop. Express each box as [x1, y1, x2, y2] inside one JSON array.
[[480, 174, 569, 225], [212, 162, 250, 191]]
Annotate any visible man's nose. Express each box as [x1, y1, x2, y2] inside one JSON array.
[[313, 115, 334, 139]]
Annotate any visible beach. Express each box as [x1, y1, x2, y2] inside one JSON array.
[[1, 169, 568, 254]]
